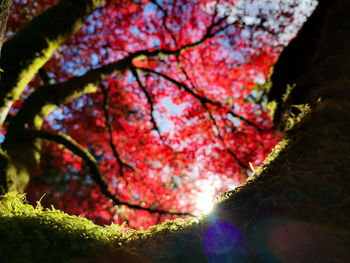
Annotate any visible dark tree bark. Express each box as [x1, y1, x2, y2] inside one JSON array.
[[0, 0, 11, 194], [0, 0, 11, 57]]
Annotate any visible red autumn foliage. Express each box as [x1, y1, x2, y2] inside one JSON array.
[[4, 0, 312, 229]]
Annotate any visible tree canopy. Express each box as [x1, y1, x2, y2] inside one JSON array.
[[0, 0, 317, 229]]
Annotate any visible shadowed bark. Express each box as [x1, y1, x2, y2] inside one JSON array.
[[0, 0, 11, 56], [0, 0, 11, 194]]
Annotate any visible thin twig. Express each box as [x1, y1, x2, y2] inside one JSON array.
[[202, 103, 249, 169], [100, 84, 159, 199], [136, 67, 250, 169], [101, 84, 136, 176], [150, 0, 177, 45], [130, 67, 162, 137], [136, 67, 262, 132]]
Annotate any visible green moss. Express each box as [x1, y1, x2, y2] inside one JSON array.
[[0, 192, 207, 262], [0, 192, 130, 262]]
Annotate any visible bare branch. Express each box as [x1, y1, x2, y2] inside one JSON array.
[[150, 0, 177, 45], [135, 67, 254, 169], [22, 129, 193, 216], [131, 67, 162, 137], [136, 67, 262, 132], [101, 84, 136, 177]]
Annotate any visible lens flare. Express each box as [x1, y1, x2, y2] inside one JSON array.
[[203, 220, 246, 263]]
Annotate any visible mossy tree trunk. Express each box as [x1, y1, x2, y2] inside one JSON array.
[[0, 0, 105, 194]]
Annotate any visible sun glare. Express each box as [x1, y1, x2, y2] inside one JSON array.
[[195, 191, 214, 216], [193, 179, 218, 216], [194, 178, 238, 216]]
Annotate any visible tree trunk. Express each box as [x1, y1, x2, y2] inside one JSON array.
[[0, 0, 11, 57], [0, 0, 11, 194]]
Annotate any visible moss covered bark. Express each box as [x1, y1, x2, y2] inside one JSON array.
[[0, 0, 106, 193], [0, 0, 104, 127]]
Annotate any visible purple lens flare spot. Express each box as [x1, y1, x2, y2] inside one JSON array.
[[204, 220, 246, 262]]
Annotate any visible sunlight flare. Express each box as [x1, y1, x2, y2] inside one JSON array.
[[195, 191, 214, 216], [193, 180, 218, 216]]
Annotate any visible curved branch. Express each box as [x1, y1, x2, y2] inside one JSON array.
[[136, 67, 262, 132], [6, 57, 133, 136], [202, 103, 249, 170], [6, 16, 245, 134], [22, 129, 193, 217], [135, 67, 254, 169], [0, 0, 105, 127], [131, 67, 162, 136], [7, 43, 210, 133], [101, 84, 163, 201], [101, 84, 137, 176], [130, 68, 179, 153], [150, 0, 177, 45]]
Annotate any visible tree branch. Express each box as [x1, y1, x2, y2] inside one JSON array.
[[38, 67, 52, 86], [202, 103, 249, 170], [135, 67, 250, 169], [0, 0, 105, 127], [131, 67, 181, 153], [150, 0, 177, 45], [6, 18, 243, 134], [0, 0, 11, 58], [135, 67, 262, 132], [5, 57, 133, 136], [101, 84, 165, 201], [100, 84, 137, 176], [4, 46, 185, 133], [174, 56, 250, 169], [22, 129, 193, 216], [131, 67, 162, 137]]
